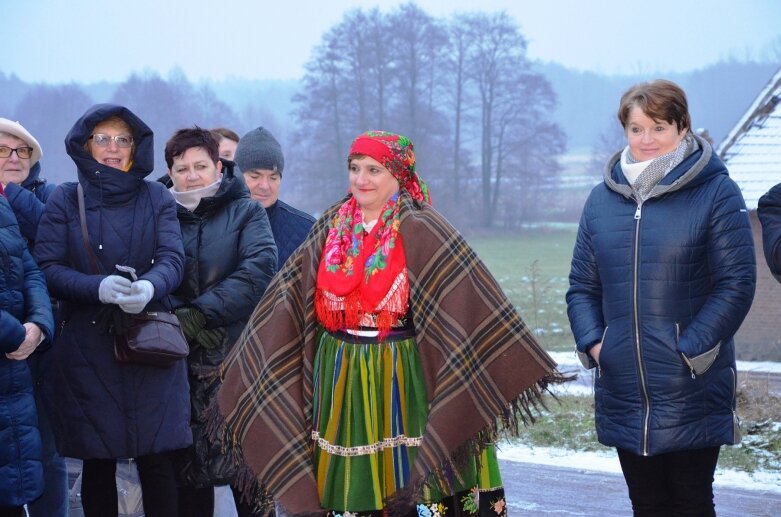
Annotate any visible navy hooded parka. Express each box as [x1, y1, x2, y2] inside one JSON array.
[[34, 104, 192, 459]]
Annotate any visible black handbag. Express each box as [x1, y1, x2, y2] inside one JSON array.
[[77, 183, 188, 367], [113, 311, 189, 367]]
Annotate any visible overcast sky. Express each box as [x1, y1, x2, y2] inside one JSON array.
[[6, 0, 780, 83]]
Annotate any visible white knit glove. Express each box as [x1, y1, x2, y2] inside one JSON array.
[[118, 280, 155, 314], [98, 275, 133, 304]]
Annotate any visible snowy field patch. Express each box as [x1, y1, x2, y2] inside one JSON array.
[[497, 443, 781, 494]]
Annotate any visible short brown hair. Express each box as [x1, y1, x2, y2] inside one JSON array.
[[165, 127, 219, 169], [617, 79, 691, 133], [210, 127, 240, 143]]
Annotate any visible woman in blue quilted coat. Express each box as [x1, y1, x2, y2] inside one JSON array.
[[0, 186, 54, 516], [566, 80, 756, 516]]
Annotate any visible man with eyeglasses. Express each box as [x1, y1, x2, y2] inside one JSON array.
[[0, 118, 68, 517]]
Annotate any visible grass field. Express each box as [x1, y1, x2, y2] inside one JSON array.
[[467, 229, 577, 351]]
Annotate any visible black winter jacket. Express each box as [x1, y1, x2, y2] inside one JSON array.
[[567, 135, 756, 456], [165, 161, 277, 487], [34, 104, 191, 459]]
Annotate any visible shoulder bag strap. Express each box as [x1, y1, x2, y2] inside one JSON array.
[[77, 183, 104, 275]]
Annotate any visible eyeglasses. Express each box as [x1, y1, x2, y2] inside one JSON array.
[[90, 134, 134, 148], [0, 146, 34, 159]]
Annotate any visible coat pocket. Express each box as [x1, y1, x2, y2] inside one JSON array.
[[680, 340, 721, 378], [577, 326, 607, 370]]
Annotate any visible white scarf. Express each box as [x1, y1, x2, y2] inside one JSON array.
[[169, 176, 222, 212]]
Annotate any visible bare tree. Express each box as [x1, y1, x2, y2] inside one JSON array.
[[459, 12, 563, 226], [442, 15, 474, 212], [288, 4, 564, 224], [588, 119, 625, 180], [112, 69, 239, 174], [14, 84, 95, 184], [290, 20, 357, 209]]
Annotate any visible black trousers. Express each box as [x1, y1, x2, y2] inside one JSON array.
[[0, 507, 25, 517], [81, 452, 178, 517], [177, 484, 257, 517], [617, 446, 720, 517]]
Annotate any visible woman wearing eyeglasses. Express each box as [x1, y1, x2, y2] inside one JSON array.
[[34, 104, 191, 517]]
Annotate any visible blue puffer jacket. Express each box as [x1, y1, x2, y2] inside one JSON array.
[[266, 199, 315, 266], [4, 163, 58, 381], [0, 195, 54, 506], [34, 104, 192, 459], [567, 135, 756, 456], [3, 162, 56, 245]]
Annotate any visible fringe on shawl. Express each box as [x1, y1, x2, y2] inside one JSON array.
[[204, 380, 328, 517], [382, 370, 572, 517], [203, 386, 277, 517]]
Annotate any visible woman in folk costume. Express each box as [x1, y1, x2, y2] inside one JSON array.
[[211, 131, 566, 517]]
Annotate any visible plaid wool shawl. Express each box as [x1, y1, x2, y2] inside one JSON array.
[[211, 191, 562, 515]]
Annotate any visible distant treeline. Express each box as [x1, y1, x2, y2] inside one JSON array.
[[0, 4, 777, 227]]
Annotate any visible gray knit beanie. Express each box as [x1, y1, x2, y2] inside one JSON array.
[[234, 127, 284, 175]]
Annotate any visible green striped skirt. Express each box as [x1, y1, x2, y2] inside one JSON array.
[[312, 328, 507, 516]]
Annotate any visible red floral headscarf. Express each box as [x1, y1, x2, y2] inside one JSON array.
[[315, 131, 430, 335], [348, 131, 430, 204]]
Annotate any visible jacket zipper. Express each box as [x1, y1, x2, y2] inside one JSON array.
[[730, 367, 741, 442], [676, 323, 697, 379], [597, 326, 608, 378], [633, 202, 651, 456]]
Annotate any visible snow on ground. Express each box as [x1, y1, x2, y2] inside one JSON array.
[[547, 350, 589, 371], [737, 360, 781, 373], [496, 442, 781, 494], [531, 351, 781, 494], [546, 351, 594, 396], [549, 381, 593, 396]]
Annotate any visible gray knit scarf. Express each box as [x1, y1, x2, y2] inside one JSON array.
[[625, 133, 694, 202]]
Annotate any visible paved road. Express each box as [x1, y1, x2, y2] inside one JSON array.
[[66, 458, 779, 516], [501, 459, 781, 517]]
